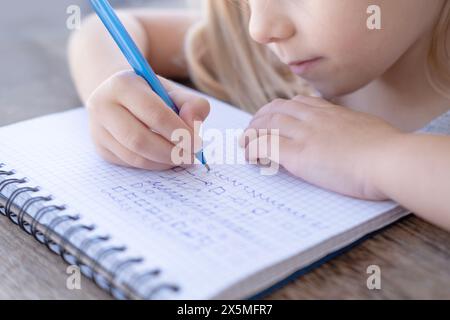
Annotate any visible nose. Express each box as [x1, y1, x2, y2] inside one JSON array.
[[248, 4, 296, 45]]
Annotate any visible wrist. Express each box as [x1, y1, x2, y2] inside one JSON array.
[[367, 131, 411, 200]]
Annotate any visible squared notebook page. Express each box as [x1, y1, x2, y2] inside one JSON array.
[[0, 96, 399, 299]]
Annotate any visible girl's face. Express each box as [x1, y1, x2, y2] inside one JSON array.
[[247, 0, 444, 98]]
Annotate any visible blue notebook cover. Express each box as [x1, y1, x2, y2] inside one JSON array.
[[249, 216, 408, 299]]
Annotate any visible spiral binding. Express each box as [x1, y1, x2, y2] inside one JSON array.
[[0, 163, 180, 299]]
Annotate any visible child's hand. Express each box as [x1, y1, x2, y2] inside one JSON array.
[[86, 70, 210, 171], [240, 95, 404, 201]]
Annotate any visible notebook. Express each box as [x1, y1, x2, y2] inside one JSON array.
[[0, 91, 408, 300]]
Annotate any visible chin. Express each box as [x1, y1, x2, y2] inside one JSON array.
[[310, 82, 347, 100], [311, 78, 370, 100]]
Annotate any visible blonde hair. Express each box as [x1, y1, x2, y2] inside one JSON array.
[[186, 0, 450, 113], [428, 0, 450, 99]]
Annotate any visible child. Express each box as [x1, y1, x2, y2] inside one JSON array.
[[68, 0, 450, 230]]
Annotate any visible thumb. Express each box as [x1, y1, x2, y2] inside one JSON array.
[[170, 91, 211, 128]]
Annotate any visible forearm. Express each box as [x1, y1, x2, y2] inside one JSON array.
[[68, 9, 198, 105], [374, 133, 450, 230], [68, 12, 149, 104]]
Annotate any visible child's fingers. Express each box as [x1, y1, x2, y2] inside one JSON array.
[[292, 95, 333, 108], [110, 74, 203, 153], [99, 103, 186, 165], [254, 99, 318, 121], [239, 113, 306, 148], [169, 90, 211, 128], [95, 125, 174, 171], [245, 135, 299, 173], [97, 145, 171, 171], [95, 145, 130, 168], [157, 76, 178, 92], [250, 113, 304, 139]]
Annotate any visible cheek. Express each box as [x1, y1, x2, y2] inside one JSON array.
[[332, 34, 392, 82], [314, 0, 436, 96], [312, 18, 415, 96], [298, 0, 387, 94], [307, 32, 385, 97]]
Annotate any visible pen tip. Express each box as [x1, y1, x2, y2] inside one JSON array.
[[205, 164, 211, 172]]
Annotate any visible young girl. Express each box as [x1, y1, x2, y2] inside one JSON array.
[[68, 0, 450, 230]]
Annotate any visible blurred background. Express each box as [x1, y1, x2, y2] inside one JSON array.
[[0, 0, 185, 126]]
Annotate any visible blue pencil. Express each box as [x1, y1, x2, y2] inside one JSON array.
[[89, 0, 209, 171]]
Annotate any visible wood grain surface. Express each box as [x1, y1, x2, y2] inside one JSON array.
[[1, 0, 449, 300]]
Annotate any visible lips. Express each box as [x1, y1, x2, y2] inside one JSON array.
[[288, 57, 322, 76]]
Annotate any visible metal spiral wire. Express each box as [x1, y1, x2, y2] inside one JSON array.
[[0, 164, 180, 299]]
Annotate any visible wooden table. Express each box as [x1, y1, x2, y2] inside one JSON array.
[[1, 0, 449, 300]]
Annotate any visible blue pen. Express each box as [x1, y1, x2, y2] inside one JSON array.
[[89, 0, 209, 171]]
